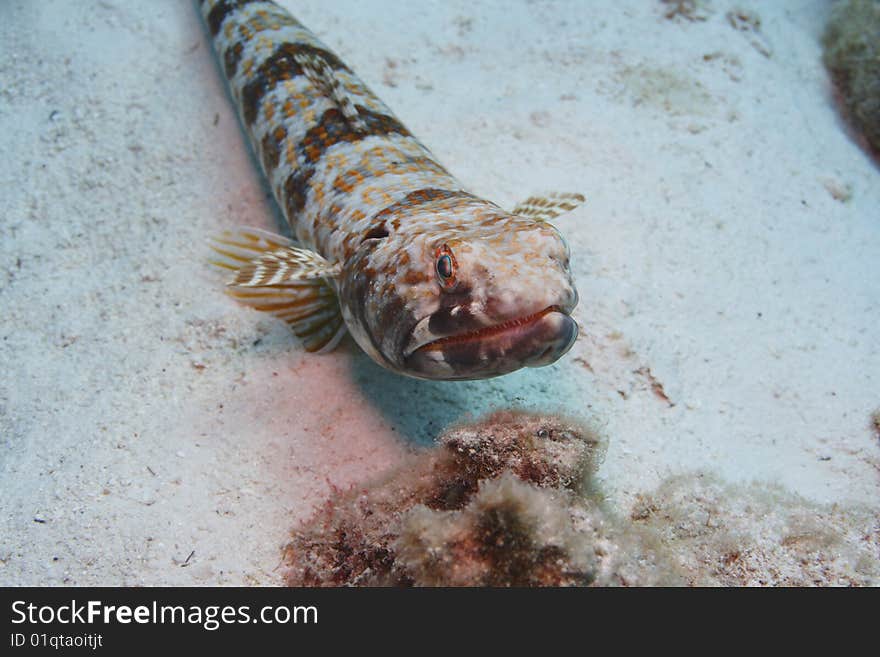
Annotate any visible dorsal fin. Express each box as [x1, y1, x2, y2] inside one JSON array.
[[511, 192, 586, 222], [208, 227, 346, 353]]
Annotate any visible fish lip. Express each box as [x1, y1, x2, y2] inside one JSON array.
[[402, 306, 577, 379], [407, 305, 563, 356], [408, 306, 567, 355]]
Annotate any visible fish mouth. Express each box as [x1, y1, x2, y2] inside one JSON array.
[[403, 306, 578, 380]]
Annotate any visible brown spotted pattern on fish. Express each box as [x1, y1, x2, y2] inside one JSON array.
[[201, 0, 586, 379]]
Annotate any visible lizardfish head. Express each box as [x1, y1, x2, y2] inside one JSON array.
[[339, 218, 578, 380]]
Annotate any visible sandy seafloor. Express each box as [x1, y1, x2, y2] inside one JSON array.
[[0, 0, 877, 585]]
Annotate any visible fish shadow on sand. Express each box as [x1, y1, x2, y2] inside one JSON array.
[[348, 348, 580, 447]]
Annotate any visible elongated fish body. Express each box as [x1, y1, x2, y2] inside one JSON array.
[[201, 0, 584, 380]]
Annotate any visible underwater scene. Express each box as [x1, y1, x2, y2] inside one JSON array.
[[1, 0, 878, 588]]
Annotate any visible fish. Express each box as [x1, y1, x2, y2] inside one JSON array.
[[199, 0, 585, 380]]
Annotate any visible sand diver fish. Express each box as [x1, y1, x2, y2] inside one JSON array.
[[201, 0, 585, 380]]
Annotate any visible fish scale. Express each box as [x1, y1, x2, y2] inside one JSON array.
[[200, 0, 468, 261], [201, 0, 586, 379]]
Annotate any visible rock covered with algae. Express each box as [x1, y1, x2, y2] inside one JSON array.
[[282, 410, 621, 586], [283, 410, 879, 587], [823, 0, 880, 155]]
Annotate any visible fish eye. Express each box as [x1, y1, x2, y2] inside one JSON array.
[[435, 245, 456, 287], [437, 255, 453, 278]]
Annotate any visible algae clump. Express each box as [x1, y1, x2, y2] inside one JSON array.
[[823, 0, 880, 155]]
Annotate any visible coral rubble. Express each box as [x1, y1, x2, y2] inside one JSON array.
[[631, 474, 879, 586]]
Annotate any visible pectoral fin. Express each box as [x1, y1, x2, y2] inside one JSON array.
[[209, 227, 346, 353], [511, 192, 585, 222], [208, 226, 298, 270], [226, 281, 345, 353]]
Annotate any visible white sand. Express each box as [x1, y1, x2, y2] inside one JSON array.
[[1, 0, 877, 585]]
